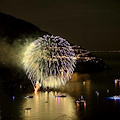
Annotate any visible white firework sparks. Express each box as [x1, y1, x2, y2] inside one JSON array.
[[22, 35, 76, 90]]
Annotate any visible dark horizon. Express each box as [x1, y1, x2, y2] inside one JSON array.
[[0, 0, 120, 51]]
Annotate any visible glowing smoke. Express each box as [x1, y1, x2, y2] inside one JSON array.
[[0, 37, 34, 69], [22, 35, 76, 90]]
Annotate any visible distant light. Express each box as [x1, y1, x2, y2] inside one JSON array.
[[114, 79, 120, 83], [107, 96, 120, 100], [95, 91, 99, 96], [83, 81, 86, 85], [107, 89, 109, 93], [12, 96, 15, 101], [20, 85, 22, 89]]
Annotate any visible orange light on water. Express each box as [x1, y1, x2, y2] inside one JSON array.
[[34, 88, 37, 94], [34, 84, 40, 94], [76, 103, 79, 107], [83, 81, 86, 85], [115, 79, 118, 84]]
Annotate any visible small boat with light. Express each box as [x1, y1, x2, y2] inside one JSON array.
[[54, 94, 66, 97], [24, 95, 33, 99], [76, 99, 86, 103], [75, 95, 86, 103], [113, 95, 120, 99], [25, 108, 31, 110], [114, 79, 120, 83], [27, 95, 33, 98]]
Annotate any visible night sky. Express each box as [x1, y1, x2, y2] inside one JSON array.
[[0, 0, 120, 51]]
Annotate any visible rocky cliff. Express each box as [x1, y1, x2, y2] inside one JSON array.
[[0, 12, 109, 73]]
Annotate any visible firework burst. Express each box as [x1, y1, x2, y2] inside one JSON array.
[[22, 35, 76, 90]]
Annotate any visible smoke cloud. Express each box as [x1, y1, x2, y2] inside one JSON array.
[[0, 37, 35, 70]]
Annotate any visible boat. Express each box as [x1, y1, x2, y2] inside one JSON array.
[[75, 99, 86, 103], [75, 95, 86, 103], [26, 95, 33, 98], [24, 95, 33, 99], [25, 108, 31, 110], [113, 95, 120, 99], [54, 94, 66, 97], [114, 79, 120, 83]]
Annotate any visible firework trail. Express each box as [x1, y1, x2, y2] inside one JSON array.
[[22, 35, 76, 90]]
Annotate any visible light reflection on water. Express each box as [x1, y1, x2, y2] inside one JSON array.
[[1, 70, 120, 120], [21, 73, 90, 120], [19, 69, 120, 120], [22, 91, 78, 120], [1, 52, 120, 120]]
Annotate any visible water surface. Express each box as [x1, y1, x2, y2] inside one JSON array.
[[0, 52, 120, 120]]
